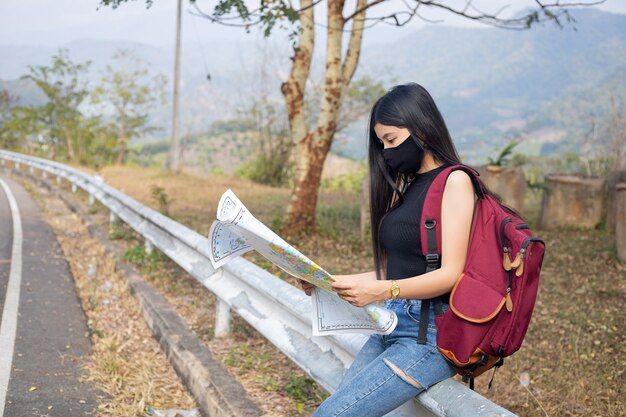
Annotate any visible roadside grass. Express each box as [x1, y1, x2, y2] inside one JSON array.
[[47, 164, 625, 416], [22, 177, 197, 417]]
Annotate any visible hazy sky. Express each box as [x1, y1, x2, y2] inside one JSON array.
[[1, 0, 625, 48]]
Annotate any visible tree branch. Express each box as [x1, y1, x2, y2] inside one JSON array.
[[349, 0, 606, 30]]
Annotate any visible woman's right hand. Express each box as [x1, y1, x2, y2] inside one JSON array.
[[298, 279, 315, 296]]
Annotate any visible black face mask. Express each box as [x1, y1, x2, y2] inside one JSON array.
[[382, 135, 424, 174]]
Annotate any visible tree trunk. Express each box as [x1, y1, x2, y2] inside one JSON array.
[[117, 123, 127, 165], [63, 126, 76, 162], [286, 130, 332, 233], [282, 0, 367, 235]]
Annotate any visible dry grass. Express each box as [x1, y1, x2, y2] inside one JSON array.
[[35, 164, 626, 417], [474, 228, 625, 417], [25, 179, 197, 417]]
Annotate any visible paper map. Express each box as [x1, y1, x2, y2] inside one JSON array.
[[208, 189, 397, 335]]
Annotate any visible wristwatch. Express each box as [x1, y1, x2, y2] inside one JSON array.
[[390, 280, 400, 299]]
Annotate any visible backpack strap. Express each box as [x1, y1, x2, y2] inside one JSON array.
[[420, 165, 484, 259], [416, 165, 484, 345]]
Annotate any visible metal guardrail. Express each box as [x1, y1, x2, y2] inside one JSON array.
[[0, 150, 516, 417]]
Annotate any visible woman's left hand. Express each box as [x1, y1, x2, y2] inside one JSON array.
[[331, 276, 387, 307]]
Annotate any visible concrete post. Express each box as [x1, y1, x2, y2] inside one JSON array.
[[616, 183, 626, 262], [607, 171, 626, 230], [145, 240, 154, 255], [540, 174, 607, 229], [477, 165, 527, 213], [214, 298, 232, 338]]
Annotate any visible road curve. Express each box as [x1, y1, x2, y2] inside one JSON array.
[[0, 173, 100, 417]]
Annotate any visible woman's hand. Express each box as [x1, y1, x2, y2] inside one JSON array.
[[331, 275, 388, 307], [298, 279, 315, 296]]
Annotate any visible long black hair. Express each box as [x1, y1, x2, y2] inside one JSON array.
[[369, 83, 519, 281], [368, 83, 463, 281]]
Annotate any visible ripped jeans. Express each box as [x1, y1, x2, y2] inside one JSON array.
[[312, 298, 455, 417]]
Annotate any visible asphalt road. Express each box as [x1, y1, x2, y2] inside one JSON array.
[[0, 173, 100, 417]]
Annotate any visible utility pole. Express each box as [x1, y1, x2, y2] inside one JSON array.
[[169, 0, 182, 172]]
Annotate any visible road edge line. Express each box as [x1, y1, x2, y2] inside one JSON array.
[[0, 178, 23, 417]]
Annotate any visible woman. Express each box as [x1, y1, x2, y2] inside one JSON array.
[[300, 83, 475, 416]]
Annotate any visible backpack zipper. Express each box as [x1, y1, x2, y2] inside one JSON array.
[[500, 217, 513, 270], [514, 237, 545, 277]]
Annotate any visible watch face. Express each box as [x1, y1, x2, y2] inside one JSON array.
[[392, 285, 400, 297]]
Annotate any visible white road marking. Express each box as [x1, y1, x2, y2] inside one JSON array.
[[0, 178, 23, 417]]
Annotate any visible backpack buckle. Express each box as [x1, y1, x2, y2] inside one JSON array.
[[426, 253, 439, 264]]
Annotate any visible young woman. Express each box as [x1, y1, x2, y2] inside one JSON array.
[[300, 83, 476, 416]]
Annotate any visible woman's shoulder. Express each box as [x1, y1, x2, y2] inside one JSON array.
[[446, 169, 473, 187], [442, 169, 475, 201]]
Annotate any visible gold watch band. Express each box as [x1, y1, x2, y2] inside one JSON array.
[[390, 280, 400, 299]]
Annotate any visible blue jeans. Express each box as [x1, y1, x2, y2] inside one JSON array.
[[313, 299, 455, 417]]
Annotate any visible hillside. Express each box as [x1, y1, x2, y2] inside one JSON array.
[[2, 8, 625, 163]]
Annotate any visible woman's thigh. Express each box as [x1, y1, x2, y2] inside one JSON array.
[[336, 335, 385, 390], [313, 338, 452, 417]]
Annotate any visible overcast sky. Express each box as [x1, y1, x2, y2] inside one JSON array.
[[1, 0, 625, 49]]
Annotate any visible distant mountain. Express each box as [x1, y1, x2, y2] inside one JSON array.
[[343, 8, 626, 162], [0, 38, 278, 134], [2, 8, 625, 163]]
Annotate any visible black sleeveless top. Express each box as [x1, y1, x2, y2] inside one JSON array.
[[380, 165, 447, 280]]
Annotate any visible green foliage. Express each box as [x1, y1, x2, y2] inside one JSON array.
[[0, 48, 118, 166], [317, 202, 361, 241], [211, 166, 226, 177], [149, 184, 173, 216], [91, 49, 166, 165], [487, 141, 520, 167], [232, 85, 293, 186], [320, 163, 367, 194], [122, 244, 166, 271], [235, 153, 293, 186], [109, 222, 135, 241], [212, 0, 299, 38], [284, 374, 327, 411]]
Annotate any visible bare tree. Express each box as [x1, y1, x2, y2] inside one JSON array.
[[91, 49, 167, 165], [101, 0, 606, 234]]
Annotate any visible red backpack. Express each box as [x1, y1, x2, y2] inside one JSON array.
[[416, 165, 545, 388]]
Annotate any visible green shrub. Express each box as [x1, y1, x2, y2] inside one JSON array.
[[236, 154, 293, 187]]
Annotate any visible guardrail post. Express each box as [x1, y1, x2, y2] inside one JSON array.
[[71, 183, 77, 193], [42, 170, 48, 179], [214, 298, 232, 338], [617, 183, 626, 262], [109, 211, 120, 234], [88, 193, 95, 206], [29, 166, 34, 174], [56, 175, 62, 184], [0, 159, 4, 166], [15, 161, 20, 170], [145, 240, 154, 255]]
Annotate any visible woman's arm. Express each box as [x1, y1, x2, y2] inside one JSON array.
[[332, 170, 475, 306]]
